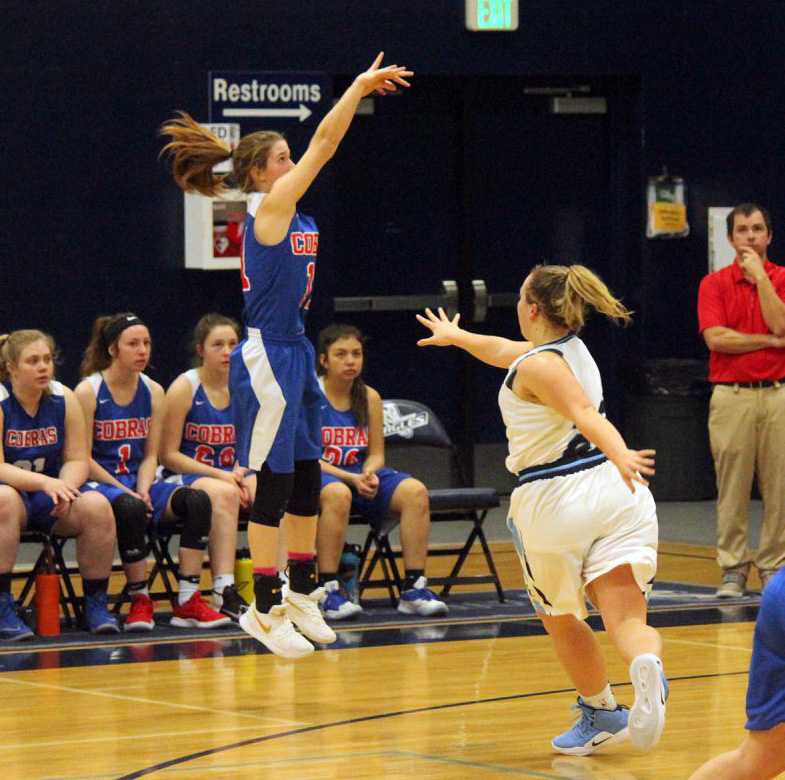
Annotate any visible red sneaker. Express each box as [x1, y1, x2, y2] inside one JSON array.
[[125, 594, 155, 632], [170, 592, 232, 629]]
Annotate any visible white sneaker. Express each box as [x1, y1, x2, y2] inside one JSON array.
[[285, 587, 337, 644], [321, 580, 364, 620], [397, 576, 449, 617], [239, 603, 314, 659], [629, 654, 667, 751]]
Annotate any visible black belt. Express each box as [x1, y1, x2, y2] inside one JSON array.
[[714, 379, 785, 388]]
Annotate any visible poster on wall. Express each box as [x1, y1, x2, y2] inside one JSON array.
[[646, 173, 689, 238]]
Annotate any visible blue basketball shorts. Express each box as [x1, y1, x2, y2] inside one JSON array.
[[16, 490, 59, 532], [163, 473, 204, 487], [321, 467, 411, 529], [14, 483, 112, 532], [230, 330, 322, 473], [83, 477, 179, 525], [746, 567, 785, 730]]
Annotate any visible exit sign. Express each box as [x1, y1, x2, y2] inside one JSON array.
[[466, 0, 519, 31]]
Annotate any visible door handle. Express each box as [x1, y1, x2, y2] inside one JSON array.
[[471, 279, 518, 323]]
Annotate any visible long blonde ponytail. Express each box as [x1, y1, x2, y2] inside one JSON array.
[[528, 264, 632, 332]]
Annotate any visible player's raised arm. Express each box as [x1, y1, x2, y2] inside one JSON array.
[[257, 53, 413, 244]]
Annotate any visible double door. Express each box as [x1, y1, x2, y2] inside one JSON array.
[[316, 76, 639, 482]]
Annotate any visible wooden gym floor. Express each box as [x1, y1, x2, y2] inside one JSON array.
[[0, 539, 770, 779]]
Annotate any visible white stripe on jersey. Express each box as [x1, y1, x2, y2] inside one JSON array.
[[499, 334, 604, 475], [243, 338, 286, 470], [183, 368, 200, 400], [247, 192, 264, 218]]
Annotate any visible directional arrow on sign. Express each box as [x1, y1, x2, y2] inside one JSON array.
[[222, 104, 313, 123]]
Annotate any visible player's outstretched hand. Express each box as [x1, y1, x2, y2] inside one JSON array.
[[612, 448, 656, 493], [416, 307, 463, 347], [356, 52, 413, 97]]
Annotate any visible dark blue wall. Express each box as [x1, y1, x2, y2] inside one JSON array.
[[4, 1, 784, 444]]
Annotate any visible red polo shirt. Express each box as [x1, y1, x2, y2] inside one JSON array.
[[698, 260, 785, 382]]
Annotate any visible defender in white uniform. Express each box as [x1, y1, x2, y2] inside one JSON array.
[[417, 264, 669, 757]]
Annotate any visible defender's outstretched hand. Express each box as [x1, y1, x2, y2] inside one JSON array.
[[416, 307, 463, 347], [356, 52, 413, 97]]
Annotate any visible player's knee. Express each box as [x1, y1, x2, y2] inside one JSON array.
[[0, 487, 24, 528], [403, 479, 429, 512], [250, 464, 294, 528], [287, 459, 321, 517], [207, 480, 241, 513], [82, 493, 116, 534], [171, 488, 211, 550], [113, 494, 149, 564], [320, 481, 352, 514]]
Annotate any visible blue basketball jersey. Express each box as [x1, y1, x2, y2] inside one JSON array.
[[240, 192, 318, 338], [87, 372, 152, 482], [177, 369, 236, 471], [0, 381, 66, 477], [320, 388, 368, 474]]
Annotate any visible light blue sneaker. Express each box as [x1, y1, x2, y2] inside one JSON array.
[[321, 580, 363, 621], [84, 591, 120, 635], [629, 655, 668, 751], [552, 699, 630, 756], [397, 576, 448, 617], [0, 592, 34, 642]]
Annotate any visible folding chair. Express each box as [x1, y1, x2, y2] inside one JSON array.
[[16, 532, 83, 626], [356, 399, 505, 604]]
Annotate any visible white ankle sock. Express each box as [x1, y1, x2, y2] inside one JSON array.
[[178, 579, 198, 605], [581, 684, 617, 711], [211, 574, 234, 606]]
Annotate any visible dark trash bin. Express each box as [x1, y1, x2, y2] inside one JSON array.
[[622, 359, 716, 501]]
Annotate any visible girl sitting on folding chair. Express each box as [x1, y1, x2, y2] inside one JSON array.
[[159, 313, 254, 621], [0, 329, 118, 639], [316, 324, 447, 620], [75, 313, 230, 632]]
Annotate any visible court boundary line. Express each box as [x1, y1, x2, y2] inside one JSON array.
[[114, 670, 750, 779], [0, 590, 760, 659]]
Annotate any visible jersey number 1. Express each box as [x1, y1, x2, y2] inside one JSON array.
[[116, 444, 132, 475], [299, 261, 316, 310]]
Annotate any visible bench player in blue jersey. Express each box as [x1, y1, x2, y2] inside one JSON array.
[[160, 53, 413, 658], [160, 313, 253, 621], [0, 329, 119, 639], [75, 313, 230, 632], [316, 324, 448, 621]]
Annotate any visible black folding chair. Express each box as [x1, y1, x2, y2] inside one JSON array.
[[355, 399, 505, 604]]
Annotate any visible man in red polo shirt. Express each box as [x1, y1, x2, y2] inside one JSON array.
[[698, 203, 785, 598]]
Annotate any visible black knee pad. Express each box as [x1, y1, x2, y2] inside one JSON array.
[[250, 463, 294, 527], [286, 459, 322, 517], [171, 487, 211, 550], [112, 494, 149, 564]]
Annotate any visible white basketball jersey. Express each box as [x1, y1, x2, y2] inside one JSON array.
[[499, 334, 604, 475]]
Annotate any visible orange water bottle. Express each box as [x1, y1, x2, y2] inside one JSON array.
[[35, 541, 60, 636]]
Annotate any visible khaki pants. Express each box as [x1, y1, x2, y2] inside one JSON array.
[[709, 383, 785, 573]]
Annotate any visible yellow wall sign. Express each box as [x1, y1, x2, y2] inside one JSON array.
[[647, 175, 689, 238], [652, 202, 687, 233]]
